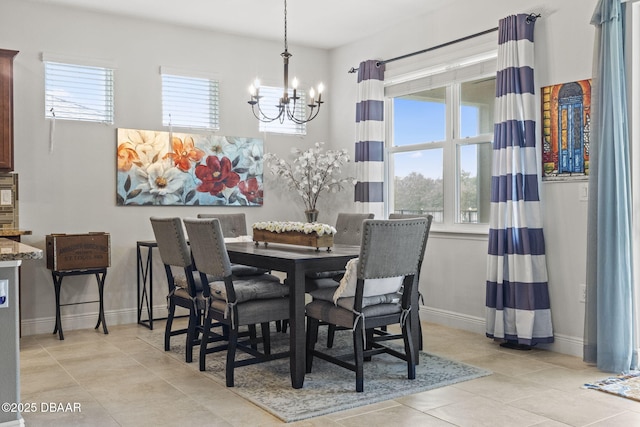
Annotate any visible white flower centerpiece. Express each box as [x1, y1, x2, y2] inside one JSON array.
[[252, 221, 338, 251], [263, 142, 354, 223]]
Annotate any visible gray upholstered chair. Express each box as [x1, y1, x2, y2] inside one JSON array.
[[306, 218, 428, 392], [387, 213, 433, 350], [150, 217, 205, 363], [183, 217, 290, 386], [305, 218, 429, 392], [197, 213, 268, 278], [302, 212, 374, 345], [305, 212, 374, 292]]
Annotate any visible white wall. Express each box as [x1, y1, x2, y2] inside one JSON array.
[[3, 0, 598, 357], [328, 0, 596, 356], [1, 0, 330, 334]]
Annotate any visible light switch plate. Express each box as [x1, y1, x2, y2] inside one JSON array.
[[0, 279, 8, 308], [0, 189, 11, 206]]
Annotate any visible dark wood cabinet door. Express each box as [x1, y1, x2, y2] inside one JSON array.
[[0, 49, 18, 171]]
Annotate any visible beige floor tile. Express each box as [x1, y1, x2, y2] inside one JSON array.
[[586, 411, 640, 426], [462, 352, 555, 377], [509, 388, 628, 426], [452, 372, 548, 404], [396, 385, 476, 411], [426, 395, 549, 427], [337, 404, 457, 426]]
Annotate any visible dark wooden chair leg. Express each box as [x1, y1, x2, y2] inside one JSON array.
[[199, 316, 212, 372], [327, 324, 336, 348], [248, 324, 258, 350], [354, 323, 364, 392], [185, 307, 198, 363], [403, 320, 416, 380], [226, 327, 239, 387], [165, 300, 176, 351], [261, 322, 271, 355]]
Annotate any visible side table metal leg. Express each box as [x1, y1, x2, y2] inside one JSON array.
[[52, 272, 64, 340], [94, 270, 108, 334]]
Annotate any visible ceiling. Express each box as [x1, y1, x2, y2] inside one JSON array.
[[30, 0, 450, 49]]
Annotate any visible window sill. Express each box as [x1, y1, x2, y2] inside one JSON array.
[[429, 224, 489, 240]]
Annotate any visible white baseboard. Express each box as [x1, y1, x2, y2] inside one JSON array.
[[0, 417, 24, 427], [21, 304, 585, 358], [20, 305, 172, 336], [420, 306, 584, 358]]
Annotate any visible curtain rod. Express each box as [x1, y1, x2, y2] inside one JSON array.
[[348, 13, 541, 73]]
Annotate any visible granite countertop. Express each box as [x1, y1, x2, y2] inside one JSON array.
[[0, 238, 42, 261], [0, 229, 32, 237]]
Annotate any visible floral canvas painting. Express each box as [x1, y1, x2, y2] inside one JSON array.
[[117, 128, 263, 206]]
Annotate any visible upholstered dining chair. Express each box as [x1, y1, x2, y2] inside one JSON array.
[[305, 218, 429, 392], [197, 213, 269, 278], [300, 212, 375, 345], [305, 212, 374, 292], [387, 213, 433, 350], [150, 216, 206, 363], [183, 217, 290, 387]]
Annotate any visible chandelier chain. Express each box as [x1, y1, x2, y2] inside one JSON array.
[[283, 0, 288, 52]]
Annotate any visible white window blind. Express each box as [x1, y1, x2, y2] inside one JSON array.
[[258, 86, 307, 135], [162, 73, 219, 130], [44, 61, 114, 124]]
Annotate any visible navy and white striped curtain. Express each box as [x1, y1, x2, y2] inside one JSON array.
[[354, 60, 384, 218], [485, 14, 554, 346]]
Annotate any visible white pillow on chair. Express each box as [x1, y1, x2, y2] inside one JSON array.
[[332, 258, 403, 305]]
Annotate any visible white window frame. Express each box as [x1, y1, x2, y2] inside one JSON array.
[[161, 67, 220, 130], [384, 52, 497, 233], [43, 54, 114, 124], [257, 85, 307, 135]]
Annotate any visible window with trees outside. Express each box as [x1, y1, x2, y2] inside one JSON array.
[[386, 62, 496, 229]]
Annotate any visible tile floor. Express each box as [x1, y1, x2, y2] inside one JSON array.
[[18, 320, 640, 426]]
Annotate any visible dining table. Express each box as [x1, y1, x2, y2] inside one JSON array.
[[225, 241, 360, 389]]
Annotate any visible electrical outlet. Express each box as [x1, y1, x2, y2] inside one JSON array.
[[579, 183, 589, 201], [579, 283, 586, 303]]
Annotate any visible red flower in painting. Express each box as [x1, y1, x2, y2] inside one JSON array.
[[165, 136, 205, 172], [238, 178, 263, 203], [195, 156, 240, 196]]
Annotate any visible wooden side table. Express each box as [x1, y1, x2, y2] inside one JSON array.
[[50, 268, 108, 340]]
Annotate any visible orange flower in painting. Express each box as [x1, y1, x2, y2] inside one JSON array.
[[117, 142, 140, 171], [165, 136, 205, 172]]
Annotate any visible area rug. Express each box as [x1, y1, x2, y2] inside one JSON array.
[[139, 328, 491, 422], [584, 371, 640, 402]]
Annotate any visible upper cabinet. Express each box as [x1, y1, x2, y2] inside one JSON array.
[[0, 49, 18, 171]]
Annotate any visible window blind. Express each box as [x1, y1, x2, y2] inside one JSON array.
[[44, 61, 114, 124], [162, 73, 219, 130], [258, 86, 307, 135]]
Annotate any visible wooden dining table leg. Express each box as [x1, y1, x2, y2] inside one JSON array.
[[289, 263, 306, 389]]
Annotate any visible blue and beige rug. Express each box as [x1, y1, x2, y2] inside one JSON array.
[[140, 327, 491, 422], [585, 371, 640, 402]]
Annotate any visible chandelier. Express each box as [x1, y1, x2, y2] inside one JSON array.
[[248, 0, 324, 124]]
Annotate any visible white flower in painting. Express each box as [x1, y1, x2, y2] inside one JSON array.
[[239, 143, 263, 176], [136, 158, 186, 205], [123, 129, 167, 167]]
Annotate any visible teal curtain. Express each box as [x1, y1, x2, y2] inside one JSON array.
[[584, 0, 636, 373]]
